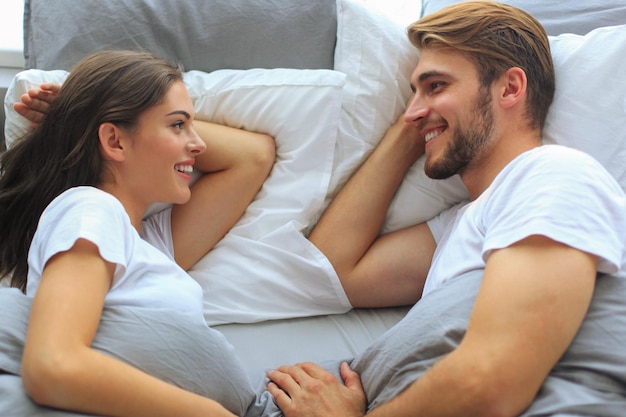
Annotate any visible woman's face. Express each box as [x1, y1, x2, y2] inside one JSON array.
[[118, 80, 206, 209]]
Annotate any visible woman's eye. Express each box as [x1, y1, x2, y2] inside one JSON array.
[[172, 121, 185, 130]]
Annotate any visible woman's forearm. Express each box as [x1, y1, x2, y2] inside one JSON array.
[[25, 345, 237, 417], [192, 120, 275, 173], [170, 120, 275, 270]]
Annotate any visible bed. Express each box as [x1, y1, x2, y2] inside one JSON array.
[[2, 0, 626, 415]]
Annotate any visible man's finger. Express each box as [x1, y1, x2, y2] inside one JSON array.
[[267, 381, 293, 408], [267, 368, 305, 393], [340, 362, 364, 392], [298, 362, 334, 379]]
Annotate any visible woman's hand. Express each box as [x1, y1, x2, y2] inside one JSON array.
[[13, 82, 61, 129]]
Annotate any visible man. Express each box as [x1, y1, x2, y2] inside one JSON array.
[[267, 1, 626, 416]]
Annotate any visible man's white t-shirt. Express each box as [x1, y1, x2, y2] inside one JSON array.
[[26, 186, 204, 316], [424, 145, 626, 296]]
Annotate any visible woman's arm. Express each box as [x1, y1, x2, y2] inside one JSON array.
[[170, 120, 275, 270], [22, 238, 237, 417], [15, 86, 276, 270]]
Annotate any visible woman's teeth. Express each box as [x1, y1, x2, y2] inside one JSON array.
[[175, 165, 193, 173]]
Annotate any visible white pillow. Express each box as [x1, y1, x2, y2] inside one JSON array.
[[3, 69, 69, 149], [331, 0, 468, 234], [544, 25, 626, 192], [184, 69, 344, 238], [183, 69, 352, 324], [3, 68, 353, 325]]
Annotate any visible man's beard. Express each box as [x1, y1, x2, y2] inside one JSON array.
[[424, 88, 495, 180]]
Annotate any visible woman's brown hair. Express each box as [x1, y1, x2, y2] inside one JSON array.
[[0, 50, 183, 291]]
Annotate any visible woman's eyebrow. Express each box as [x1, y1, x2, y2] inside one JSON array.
[[165, 110, 191, 119]]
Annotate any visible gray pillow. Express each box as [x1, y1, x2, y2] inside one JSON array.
[[24, 0, 337, 72], [420, 0, 626, 35]]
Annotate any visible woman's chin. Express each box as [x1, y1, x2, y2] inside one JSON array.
[[174, 189, 192, 205]]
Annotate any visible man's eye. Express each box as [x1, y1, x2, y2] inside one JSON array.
[[431, 81, 444, 91]]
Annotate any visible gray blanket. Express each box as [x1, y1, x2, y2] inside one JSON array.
[[0, 288, 280, 417], [349, 270, 626, 415], [3, 270, 626, 416]]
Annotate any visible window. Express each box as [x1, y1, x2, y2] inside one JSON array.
[[0, 0, 24, 68]]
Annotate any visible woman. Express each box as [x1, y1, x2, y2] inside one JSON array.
[[0, 50, 275, 416]]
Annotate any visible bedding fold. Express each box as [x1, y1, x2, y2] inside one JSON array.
[[0, 288, 273, 417]]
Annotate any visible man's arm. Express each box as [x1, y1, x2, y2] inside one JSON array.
[[309, 115, 435, 307], [367, 235, 597, 417], [268, 235, 597, 417]]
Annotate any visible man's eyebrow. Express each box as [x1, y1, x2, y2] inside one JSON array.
[[165, 110, 191, 119], [417, 70, 448, 84], [411, 70, 450, 92]]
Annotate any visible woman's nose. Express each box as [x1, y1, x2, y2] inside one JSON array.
[[187, 129, 207, 155]]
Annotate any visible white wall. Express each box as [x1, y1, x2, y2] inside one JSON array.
[[363, 0, 422, 26], [0, 0, 24, 68]]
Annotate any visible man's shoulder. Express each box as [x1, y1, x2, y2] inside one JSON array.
[[511, 144, 615, 185]]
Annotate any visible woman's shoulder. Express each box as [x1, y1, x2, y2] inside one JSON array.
[[39, 186, 130, 233], [52, 186, 119, 205], [45, 186, 123, 215]]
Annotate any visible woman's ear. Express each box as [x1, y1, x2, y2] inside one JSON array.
[[499, 67, 527, 109], [98, 122, 126, 162]]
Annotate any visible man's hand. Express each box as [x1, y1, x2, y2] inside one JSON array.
[[267, 361, 367, 417], [13, 82, 61, 129]]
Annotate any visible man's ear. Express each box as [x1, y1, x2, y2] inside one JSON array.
[[98, 122, 126, 162], [499, 67, 527, 109]]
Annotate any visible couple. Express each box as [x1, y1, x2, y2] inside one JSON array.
[[1, 1, 625, 416]]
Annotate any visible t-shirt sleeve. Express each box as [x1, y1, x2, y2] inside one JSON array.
[[141, 208, 175, 261], [482, 148, 626, 274], [427, 202, 465, 244], [28, 188, 132, 293]]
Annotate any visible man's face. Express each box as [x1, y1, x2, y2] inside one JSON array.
[[406, 48, 496, 180]]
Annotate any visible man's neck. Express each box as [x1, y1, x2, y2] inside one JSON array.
[[461, 133, 542, 200]]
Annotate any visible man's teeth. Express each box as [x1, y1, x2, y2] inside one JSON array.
[[425, 130, 443, 143], [175, 165, 193, 173]]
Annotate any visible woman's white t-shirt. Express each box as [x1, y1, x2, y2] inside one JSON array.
[[425, 145, 626, 296], [26, 186, 204, 316]]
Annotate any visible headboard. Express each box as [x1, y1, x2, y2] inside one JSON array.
[[23, 0, 337, 72], [421, 0, 626, 35]]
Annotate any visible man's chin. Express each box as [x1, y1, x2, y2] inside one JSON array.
[[424, 166, 456, 180]]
